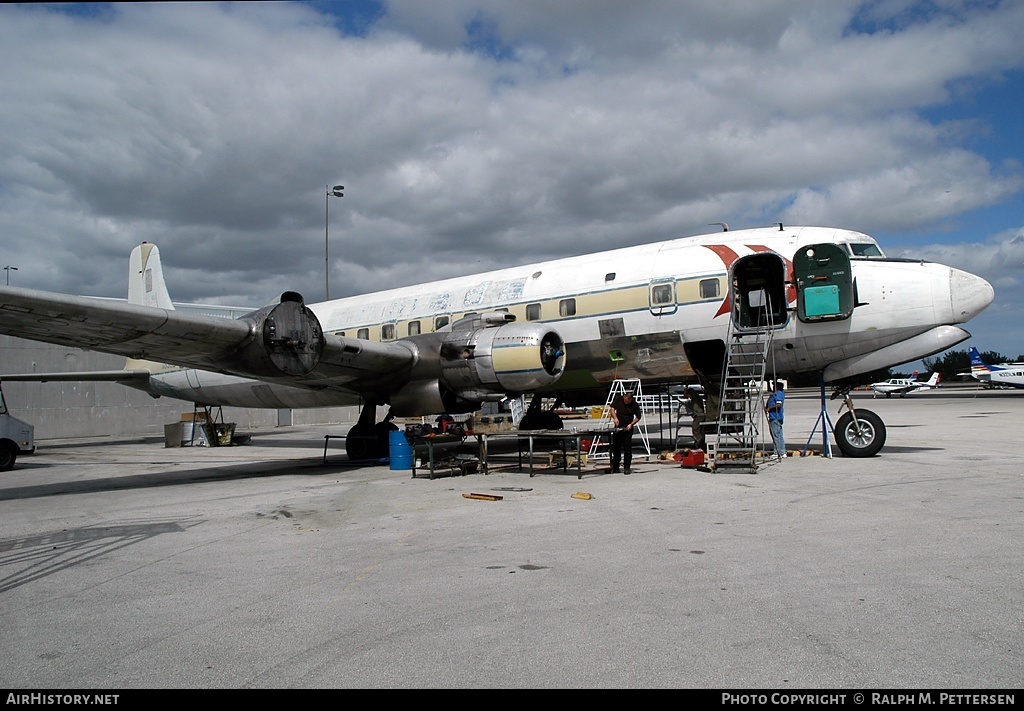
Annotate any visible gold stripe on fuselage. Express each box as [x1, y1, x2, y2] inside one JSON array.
[[328, 275, 726, 340]]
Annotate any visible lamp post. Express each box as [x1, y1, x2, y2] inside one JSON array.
[[325, 184, 344, 301], [3, 266, 16, 286]]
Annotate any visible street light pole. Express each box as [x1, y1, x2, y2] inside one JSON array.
[[3, 266, 16, 286], [325, 184, 344, 301]]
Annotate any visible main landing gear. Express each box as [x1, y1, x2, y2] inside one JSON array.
[[517, 393, 563, 431], [345, 405, 398, 461], [831, 386, 886, 457]]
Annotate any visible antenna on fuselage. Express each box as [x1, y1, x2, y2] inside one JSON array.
[[710, 222, 729, 232], [778, 222, 784, 231]]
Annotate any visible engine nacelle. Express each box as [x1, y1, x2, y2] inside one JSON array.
[[439, 318, 565, 396], [389, 314, 565, 416], [232, 292, 324, 377]]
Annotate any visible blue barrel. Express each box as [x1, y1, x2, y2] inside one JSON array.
[[389, 430, 413, 470]]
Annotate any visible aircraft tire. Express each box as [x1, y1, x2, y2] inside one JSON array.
[[344, 424, 373, 461], [344, 422, 399, 461], [374, 421, 399, 456], [834, 409, 886, 457], [0, 443, 16, 472]]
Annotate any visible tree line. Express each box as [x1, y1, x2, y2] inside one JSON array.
[[920, 348, 1022, 381]]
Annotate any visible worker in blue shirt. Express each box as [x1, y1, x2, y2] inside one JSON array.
[[766, 380, 786, 460]]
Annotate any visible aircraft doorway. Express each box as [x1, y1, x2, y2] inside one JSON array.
[[730, 253, 788, 330]]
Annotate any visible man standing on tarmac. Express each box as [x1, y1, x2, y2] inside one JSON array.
[[766, 380, 786, 460], [610, 390, 643, 475]]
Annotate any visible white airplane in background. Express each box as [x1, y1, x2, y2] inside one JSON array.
[[870, 372, 941, 398], [0, 224, 994, 459], [968, 347, 1024, 389]]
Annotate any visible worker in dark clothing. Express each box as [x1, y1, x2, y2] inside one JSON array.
[[610, 390, 642, 475], [684, 386, 706, 450]]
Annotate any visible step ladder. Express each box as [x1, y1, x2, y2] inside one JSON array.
[[509, 396, 525, 426], [587, 378, 651, 462], [708, 325, 773, 472]]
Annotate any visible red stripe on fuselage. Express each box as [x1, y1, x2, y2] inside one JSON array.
[[703, 244, 740, 318]]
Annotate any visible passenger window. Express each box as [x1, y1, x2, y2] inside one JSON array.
[[357, 328, 369, 340], [559, 299, 576, 317], [651, 283, 674, 305], [381, 324, 396, 341], [699, 278, 720, 299], [408, 321, 421, 336], [434, 316, 449, 330], [526, 303, 542, 321]]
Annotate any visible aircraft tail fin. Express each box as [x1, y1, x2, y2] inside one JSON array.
[[927, 372, 940, 387], [969, 347, 1000, 375], [128, 243, 174, 310]]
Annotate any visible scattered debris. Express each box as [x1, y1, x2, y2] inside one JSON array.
[[571, 491, 593, 500], [463, 492, 503, 501]]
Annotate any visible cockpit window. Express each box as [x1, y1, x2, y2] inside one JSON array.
[[847, 243, 884, 258]]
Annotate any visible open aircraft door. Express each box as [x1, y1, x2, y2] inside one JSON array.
[[729, 252, 788, 331], [794, 243, 854, 322]]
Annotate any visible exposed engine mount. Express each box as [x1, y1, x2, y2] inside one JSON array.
[[389, 313, 565, 416], [232, 292, 325, 376]]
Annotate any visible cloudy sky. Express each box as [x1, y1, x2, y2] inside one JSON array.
[[2, 1, 1023, 359]]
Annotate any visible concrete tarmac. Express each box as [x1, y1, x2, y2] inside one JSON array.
[[1, 387, 1022, 689]]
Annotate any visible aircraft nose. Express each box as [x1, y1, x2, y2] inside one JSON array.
[[949, 267, 994, 323]]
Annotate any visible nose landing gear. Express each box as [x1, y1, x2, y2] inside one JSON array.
[[831, 387, 886, 457]]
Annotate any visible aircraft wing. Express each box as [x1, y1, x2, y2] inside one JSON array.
[[0, 369, 152, 383], [0, 286, 416, 391]]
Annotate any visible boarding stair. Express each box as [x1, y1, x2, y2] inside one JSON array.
[[707, 323, 773, 472]]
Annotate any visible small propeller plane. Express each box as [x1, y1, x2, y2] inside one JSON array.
[[0, 224, 994, 459], [870, 372, 941, 398]]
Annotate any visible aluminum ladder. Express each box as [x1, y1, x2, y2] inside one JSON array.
[[707, 324, 773, 472], [587, 378, 651, 462]]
